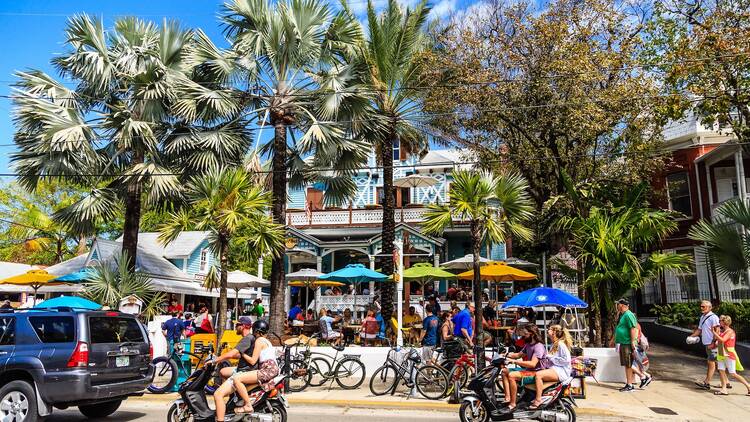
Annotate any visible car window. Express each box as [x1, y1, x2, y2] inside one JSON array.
[[0, 317, 15, 345], [28, 316, 75, 343], [89, 317, 145, 344]]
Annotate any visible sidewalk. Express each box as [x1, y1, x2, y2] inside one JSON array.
[[135, 344, 750, 421]]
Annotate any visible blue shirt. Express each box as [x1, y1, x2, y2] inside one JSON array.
[[288, 306, 302, 320], [453, 308, 473, 339], [161, 317, 184, 341], [422, 315, 439, 346]]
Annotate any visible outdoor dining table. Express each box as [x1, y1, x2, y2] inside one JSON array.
[[484, 325, 513, 347]]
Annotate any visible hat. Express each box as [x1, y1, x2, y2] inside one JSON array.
[[616, 298, 629, 306], [238, 316, 253, 326]]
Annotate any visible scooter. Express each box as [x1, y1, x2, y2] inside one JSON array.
[[459, 353, 577, 422], [167, 361, 288, 422]]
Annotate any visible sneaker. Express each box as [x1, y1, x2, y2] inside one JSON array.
[[619, 384, 635, 392], [639, 376, 652, 389]]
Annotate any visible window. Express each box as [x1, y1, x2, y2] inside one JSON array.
[[199, 248, 209, 273], [29, 316, 75, 343], [393, 139, 400, 161], [0, 317, 15, 345], [675, 250, 699, 301], [666, 172, 692, 217], [399, 187, 411, 207], [89, 317, 145, 344]]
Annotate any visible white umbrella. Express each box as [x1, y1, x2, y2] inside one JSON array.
[[441, 254, 494, 270], [394, 175, 438, 221], [227, 270, 269, 316], [285, 268, 325, 310]]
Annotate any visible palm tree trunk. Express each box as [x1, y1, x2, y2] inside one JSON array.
[[471, 221, 484, 369], [217, 238, 229, 342], [77, 235, 88, 255], [380, 137, 396, 319], [122, 152, 144, 272], [590, 289, 602, 347], [269, 118, 288, 336], [55, 239, 64, 264]]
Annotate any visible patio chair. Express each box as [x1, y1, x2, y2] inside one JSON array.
[[302, 320, 319, 337], [360, 319, 380, 346]]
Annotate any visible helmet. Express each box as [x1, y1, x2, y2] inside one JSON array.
[[252, 319, 269, 335]]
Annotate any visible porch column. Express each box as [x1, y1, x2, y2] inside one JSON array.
[[737, 150, 750, 291], [369, 255, 376, 297], [285, 259, 291, 312], [433, 253, 441, 293], [257, 256, 264, 280], [315, 256, 323, 312]]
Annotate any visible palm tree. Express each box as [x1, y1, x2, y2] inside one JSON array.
[[559, 185, 690, 345], [689, 199, 750, 295], [356, 0, 433, 318], [158, 168, 285, 339], [422, 170, 534, 363], [221, 0, 371, 333], [83, 252, 166, 322], [12, 15, 250, 271]]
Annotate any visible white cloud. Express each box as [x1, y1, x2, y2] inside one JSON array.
[[431, 0, 457, 17]]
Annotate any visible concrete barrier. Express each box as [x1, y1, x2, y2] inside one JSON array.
[[641, 320, 750, 364]]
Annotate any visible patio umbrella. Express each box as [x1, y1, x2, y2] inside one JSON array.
[[441, 254, 494, 270], [501, 286, 587, 345], [52, 269, 95, 283], [501, 257, 539, 268], [227, 270, 269, 316], [457, 262, 536, 282], [286, 268, 326, 308], [391, 262, 456, 294], [288, 280, 344, 308], [319, 264, 388, 313], [394, 175, 438, 221], [34, 295, 101, 310], [0, 269, 59, 305]]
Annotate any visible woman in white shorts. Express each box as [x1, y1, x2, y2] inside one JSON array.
[[712, 315, 750, 396]]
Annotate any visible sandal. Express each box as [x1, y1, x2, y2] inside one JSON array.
[[714, 391, 729, 396], [694, 381, 711, 390], [236, 405, 254, 413], [528, 400, 542, 410]]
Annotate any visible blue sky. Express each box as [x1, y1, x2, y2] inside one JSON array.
[[0, 0, 474, 174]]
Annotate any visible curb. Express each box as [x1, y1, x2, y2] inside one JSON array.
[[133, 394, 621, 417]]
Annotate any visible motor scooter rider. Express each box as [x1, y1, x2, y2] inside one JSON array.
[[500, 324, 547, 412], [211, 316, 257, 421]]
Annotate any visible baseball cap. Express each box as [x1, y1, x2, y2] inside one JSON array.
[[238, 316, 253, 326], [616, 298, 629, 306]]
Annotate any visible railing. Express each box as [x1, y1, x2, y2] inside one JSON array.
[[641, 288, 749, 304], [711, 196, 750, 218], [286, 207, 459, 227]]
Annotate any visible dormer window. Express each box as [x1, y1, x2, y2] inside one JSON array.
[[199, 248, 209, 273]]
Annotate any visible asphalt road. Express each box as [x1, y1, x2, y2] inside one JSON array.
[[44, 402, 460, 422]]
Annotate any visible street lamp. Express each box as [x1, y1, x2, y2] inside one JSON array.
[[394, 239, 404, 347]]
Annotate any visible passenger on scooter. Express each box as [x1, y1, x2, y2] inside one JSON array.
[[529, 325, 573, 410], [231, 320, 280, 414], [501, 324, 547, 412], [211, 317, 256, 421]]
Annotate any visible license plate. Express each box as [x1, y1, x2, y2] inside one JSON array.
[[115, 356, 129, 367]]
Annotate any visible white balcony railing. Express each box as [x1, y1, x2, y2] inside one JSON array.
[[286, 207, 454, 227]]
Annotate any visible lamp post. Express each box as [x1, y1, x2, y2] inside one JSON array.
[[394, 239, 404, 347]]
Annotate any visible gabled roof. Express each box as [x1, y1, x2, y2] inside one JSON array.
[[0, 261, 33, 278], [46, 254, 89, 276], [368, 223, 446, 247], [93, 238, 192, 280], [116, 231, 210, 259]]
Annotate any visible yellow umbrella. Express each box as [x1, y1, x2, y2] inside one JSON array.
[[457, 262, 536, 282], [288, 280, 345, 288], [0, 269, 60, 305]]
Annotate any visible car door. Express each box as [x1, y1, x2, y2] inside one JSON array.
[[0, 316, 16, 369]]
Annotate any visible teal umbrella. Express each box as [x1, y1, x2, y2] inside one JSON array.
[[52, 269, 94, 283], [35, 295, 102, 310], [319, 264, 388, 312]]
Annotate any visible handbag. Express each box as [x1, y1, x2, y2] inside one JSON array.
[[571, 356, 598, 379]]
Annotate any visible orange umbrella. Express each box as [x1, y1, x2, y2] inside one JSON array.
[[457, 262, 536, 282]]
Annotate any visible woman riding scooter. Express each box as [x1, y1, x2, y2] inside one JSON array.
[[529, 325, 573, 410], [500, 324, 547, 412], [231, 320, 280, 414]]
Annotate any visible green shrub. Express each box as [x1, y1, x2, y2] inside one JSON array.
[[651, 301, 750, 339]]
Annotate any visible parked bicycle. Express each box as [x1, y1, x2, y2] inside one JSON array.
[[369, 344, 449, 400], [289, 334, 366, 390], [149, 341, 218, 394]]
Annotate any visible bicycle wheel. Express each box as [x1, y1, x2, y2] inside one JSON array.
[[450, 364, 470, 390], [148, 356, 177, 393], [308, 357, 331, 387], [334, 358, 366, 390], [287, 358, 312, 392], [369, 364, 398, 396], [415, 365, 449, 400]]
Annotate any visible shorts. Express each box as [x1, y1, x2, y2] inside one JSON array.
[[717, 359, 737, 374], [706, 346, 718, 362], [618, 344, 633, 367], [508, 367, 536, 386]]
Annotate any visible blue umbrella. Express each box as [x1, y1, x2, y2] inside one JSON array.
[[52, 269, 94, 283], [501, 287, 588, 309], [319, 264, 387, 313], [34, 295, 102, 310]]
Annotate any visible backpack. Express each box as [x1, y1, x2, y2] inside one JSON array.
[[637, 323, 649, 351]]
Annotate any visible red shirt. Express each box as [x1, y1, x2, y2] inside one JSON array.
[[168, 304, 183, 314]]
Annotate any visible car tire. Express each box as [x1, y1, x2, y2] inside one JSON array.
[[78, 400, 122, 418], [0, 380, 38, 422]]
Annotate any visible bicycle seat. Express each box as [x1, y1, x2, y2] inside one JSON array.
[[332, 345, 346, 352]]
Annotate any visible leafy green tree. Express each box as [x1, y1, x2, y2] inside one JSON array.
[[158, 168, 284, 339], [559, 184, 690, 345], [355, 0, 433, 318], [646, 0, 750, 146], [220, 0, 370, 333], [689, 199, 750, 287], [422, 170, 533, 362], [12, 15, 250, 271], [83, 252, 166, 322], [424, 0, 664, 258]]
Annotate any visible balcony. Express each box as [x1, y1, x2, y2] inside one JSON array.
[[286, 206, 447, 227]]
